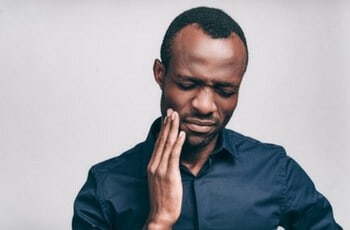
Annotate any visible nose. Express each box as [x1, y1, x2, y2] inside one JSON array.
[[191, 87, 217, 116]]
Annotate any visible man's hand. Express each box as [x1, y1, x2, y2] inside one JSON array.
[[144, 109, 186, 230]]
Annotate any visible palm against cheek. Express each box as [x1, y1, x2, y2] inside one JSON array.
[[146, 109, 186, 228]]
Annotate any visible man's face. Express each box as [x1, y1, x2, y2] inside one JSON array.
[[154, 24, 247, 149]]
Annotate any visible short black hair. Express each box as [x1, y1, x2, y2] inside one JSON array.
[[160, 6, 248, 71]]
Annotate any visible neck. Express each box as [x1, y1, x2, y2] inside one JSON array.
[[180, 136, 218, 176]]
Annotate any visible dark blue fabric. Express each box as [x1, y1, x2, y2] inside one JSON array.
[[73, 118, 341, 229]]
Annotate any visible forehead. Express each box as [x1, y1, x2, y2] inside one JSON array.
[[169, 24, 247, 82]]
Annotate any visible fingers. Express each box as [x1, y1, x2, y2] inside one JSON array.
[[168, 131, 186, 172], [148, 109, 173, 170], [158, 111, 181, 172], [147, 108, 185, 174]]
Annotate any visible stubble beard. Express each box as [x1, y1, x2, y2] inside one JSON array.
[[180, 119, 222, 152]]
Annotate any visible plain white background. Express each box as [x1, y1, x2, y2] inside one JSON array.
[[0, 1, 349, 229]]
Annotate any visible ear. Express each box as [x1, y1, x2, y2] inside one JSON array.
[[153, 59, 165, 89]]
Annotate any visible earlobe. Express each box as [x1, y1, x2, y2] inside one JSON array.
[[153, 59, 165, 89]]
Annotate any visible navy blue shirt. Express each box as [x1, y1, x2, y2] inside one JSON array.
[[73, 119, 341, 229]]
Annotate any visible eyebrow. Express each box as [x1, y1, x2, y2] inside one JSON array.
[[176, 75, 239, 88]]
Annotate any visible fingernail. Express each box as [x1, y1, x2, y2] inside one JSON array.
[[163, 116, 167, 124], [171, 112, 176, 120], [179, 131, 185, 137], [167, 108, 171, 116]]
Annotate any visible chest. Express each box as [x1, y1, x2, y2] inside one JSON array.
[[175, 176, 282, 230], [109, 160, 283, 229]]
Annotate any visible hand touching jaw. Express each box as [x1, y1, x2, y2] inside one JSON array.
[[144, 109, 186, 229]]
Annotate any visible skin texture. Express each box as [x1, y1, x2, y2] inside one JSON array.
[[145, 24, 247, 229]]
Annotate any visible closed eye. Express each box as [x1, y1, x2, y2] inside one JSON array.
[[215, 86, 239, 97], [177, 82, 197, 90]]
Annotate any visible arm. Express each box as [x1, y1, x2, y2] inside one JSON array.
[[280, 156, 342, 229], [72, 170, 111, 230], [143, 109, 186, 229]]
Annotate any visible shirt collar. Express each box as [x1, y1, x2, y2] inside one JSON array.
[[212, 128, 237, 159]]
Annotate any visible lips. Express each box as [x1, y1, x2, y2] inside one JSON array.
[[183, 118, 216, 134]]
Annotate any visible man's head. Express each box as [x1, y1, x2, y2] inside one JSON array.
[[154, 7, 248, 150], [160, 6, 248, 72]]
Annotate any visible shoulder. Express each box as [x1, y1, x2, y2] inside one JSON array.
[[223, 128, 287, 159], [89, 141, 147, 178]]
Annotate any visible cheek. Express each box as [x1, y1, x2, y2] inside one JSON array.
[[163, 85, 193, 111], [217, 96, 239, 117]]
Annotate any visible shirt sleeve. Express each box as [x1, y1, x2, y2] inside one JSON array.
[[72, 169, 112, 230], [279, 156, 342, 229]]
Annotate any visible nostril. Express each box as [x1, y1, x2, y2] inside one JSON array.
[[191, 88, 217, 115]]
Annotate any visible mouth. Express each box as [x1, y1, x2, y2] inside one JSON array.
[[182, 118, 216, 134]]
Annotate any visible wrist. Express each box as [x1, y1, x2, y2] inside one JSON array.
[[143, 217, 174, 230], [143, 222, 171, 230]]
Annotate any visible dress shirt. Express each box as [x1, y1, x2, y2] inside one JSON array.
[[73, 118, 341, 229]]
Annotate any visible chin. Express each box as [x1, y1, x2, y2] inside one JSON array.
[[185, 133, 217, 150]]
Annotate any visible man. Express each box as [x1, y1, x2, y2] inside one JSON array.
[[73, 7, 341, 229]]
